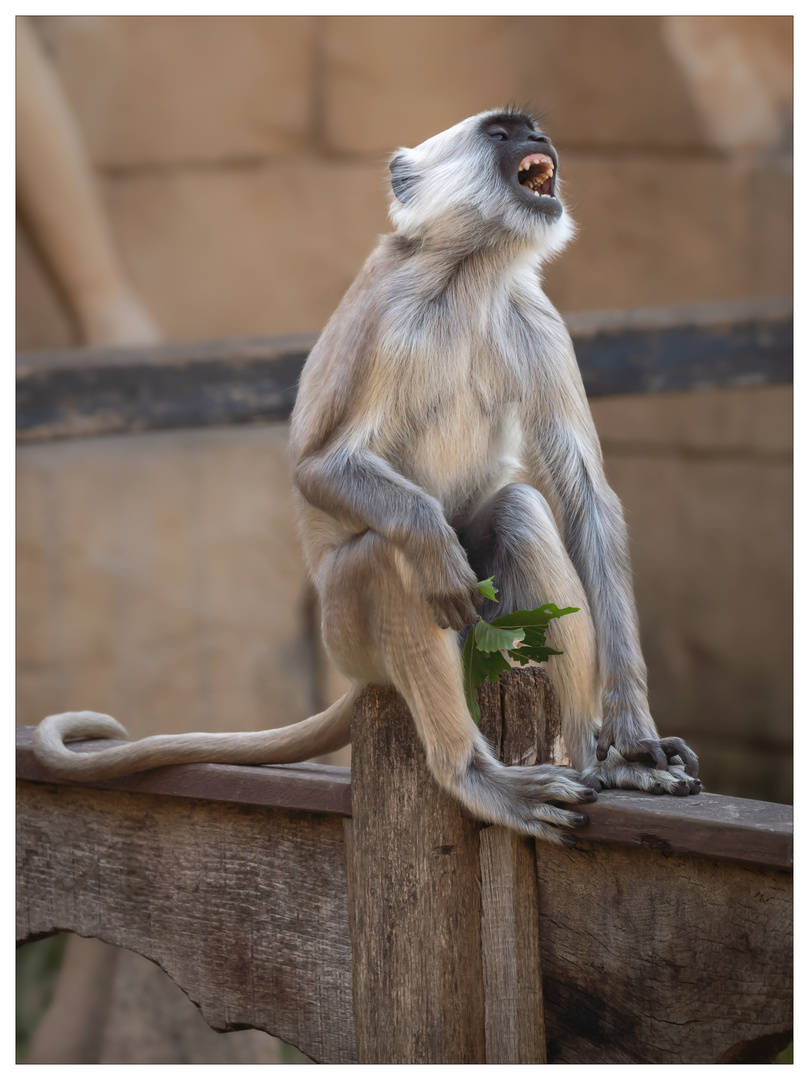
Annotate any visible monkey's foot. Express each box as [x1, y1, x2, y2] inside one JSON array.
[[460, 755, 597, 846], [582, 747, 702, 796]]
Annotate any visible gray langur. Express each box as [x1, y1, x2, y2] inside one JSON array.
[[34, 108, 700, 844]]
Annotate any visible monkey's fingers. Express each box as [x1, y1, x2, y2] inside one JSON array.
[[619, 740, 669, 772], [428, 607, 452, 630], [659, 736, 699, 778], [595, 728, 615, 762], [426, 589, 480, 631]]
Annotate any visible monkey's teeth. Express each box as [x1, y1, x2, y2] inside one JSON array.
[[518, 153, 555, 175], [518, 153, 556, 200]]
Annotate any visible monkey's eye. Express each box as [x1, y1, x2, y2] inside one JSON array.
[[486, 126, 509, 141]]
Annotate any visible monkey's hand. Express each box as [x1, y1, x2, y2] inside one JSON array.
[[418, 531, 483, 631]]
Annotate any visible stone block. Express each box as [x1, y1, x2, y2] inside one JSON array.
[[322, 15, 713, 155], [603, 451, 792, 755], [662, 16, 793, 154], [16, 219, 79, 350], [102, 160, 391, 339], [544, 155, 792, 313], [322, 15, 522, 154], [16, 425, 321, 738], [512, 15, 707, 151], [33, 15, 316, 167], [591, 386, 793, 455]]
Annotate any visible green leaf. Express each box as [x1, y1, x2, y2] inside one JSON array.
[[462, 629, 511, 723], [460, 599, 580, 722], [507, 643, 563, 666], [474, 619, 525, 654], [462, 629, 481, 723], [490, 604, 579, 630], [476, 576, 499, 602]]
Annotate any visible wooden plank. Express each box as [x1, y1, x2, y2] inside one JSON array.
[[583, 788, 792, 871], [16, 779, 357, 1064], [537, 840, 793, 1064], [16, 299, 792, 442], [16, 725, 793, 870], [479, 669, 547, 1064], [345, 685, 486, 1063], [480, 831, 547, 1064]]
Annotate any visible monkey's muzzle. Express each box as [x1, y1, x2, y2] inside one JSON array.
[[518, 154, 556, 198]]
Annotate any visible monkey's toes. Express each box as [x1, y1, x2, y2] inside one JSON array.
[[575, 787, 598, 803]]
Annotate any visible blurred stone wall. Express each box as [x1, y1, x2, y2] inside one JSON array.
[[17, 15, 792, 346], [17, 16, 792, 800]]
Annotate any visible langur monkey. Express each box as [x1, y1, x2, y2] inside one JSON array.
[[34, 108, 700, 844]]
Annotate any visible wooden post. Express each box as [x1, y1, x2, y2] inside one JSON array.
[[345, 685, 486, 1064], [345, 669, 555, 1064], [479, 668, 552, 1064]]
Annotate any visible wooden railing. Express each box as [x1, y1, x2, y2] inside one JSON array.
[[16, 670, 793, 1064]]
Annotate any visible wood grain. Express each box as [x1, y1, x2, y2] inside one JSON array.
[[537, 840, 793, 1064], [16, 662, 794, 1065], [479, 669, 548, 1063], [345, 685, 486, 1063], [16, 780, 357, 1064]]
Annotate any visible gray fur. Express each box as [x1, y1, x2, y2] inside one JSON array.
[[32, 109, 699, 843]]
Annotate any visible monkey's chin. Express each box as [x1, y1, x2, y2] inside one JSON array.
[[521, 193, 563, 222]]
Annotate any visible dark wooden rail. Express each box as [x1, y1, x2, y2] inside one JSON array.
[[16, 297, 792, 443], [16, 670, 793, 1064]]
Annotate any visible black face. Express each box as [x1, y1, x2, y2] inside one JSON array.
[[480, 111, 562, 222]]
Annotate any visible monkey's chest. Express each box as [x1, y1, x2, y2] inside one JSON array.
[[400, 390, 522, 508]]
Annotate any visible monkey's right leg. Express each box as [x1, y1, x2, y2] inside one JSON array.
[[458, 483, 700, 797], [318, 530, 597, 845]]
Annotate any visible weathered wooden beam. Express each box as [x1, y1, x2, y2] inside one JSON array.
[[479, 668, 551, 1064], [16, 780, 357, 1064], [345, 685, 487, 1064], [16, 298, 792, 442], [16, 724, 792, 870], [537, 840, 793, 1064]]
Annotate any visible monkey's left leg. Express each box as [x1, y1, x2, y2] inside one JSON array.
[[458, 483, 701, 795]]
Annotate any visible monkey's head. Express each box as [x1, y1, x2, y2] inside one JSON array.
[[388, 109, 575, 259]]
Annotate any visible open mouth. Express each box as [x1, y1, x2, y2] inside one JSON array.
[[517, 153, 556, 199]]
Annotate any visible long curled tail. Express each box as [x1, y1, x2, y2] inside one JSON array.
[[32, 686, 363, 781]]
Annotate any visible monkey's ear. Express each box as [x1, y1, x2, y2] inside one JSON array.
[[389, 153, 420, 204]]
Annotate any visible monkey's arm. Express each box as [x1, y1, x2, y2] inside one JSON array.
[[294, 448, 481, 630], [526, 402, 698, 778]]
